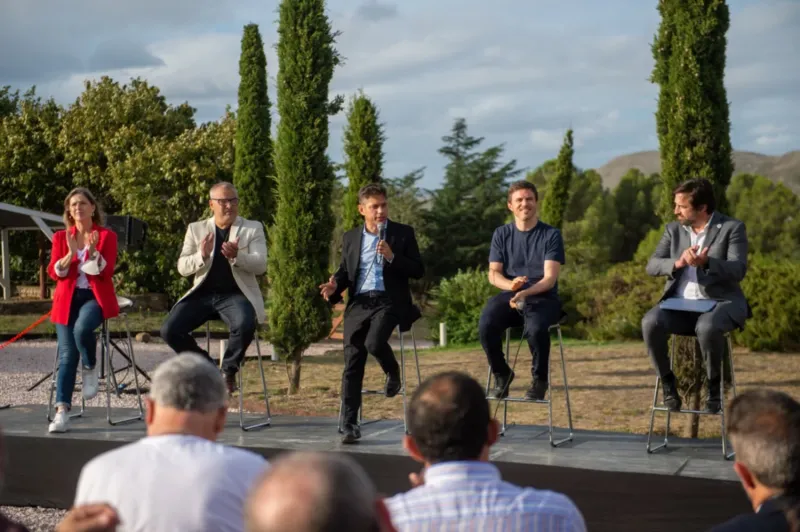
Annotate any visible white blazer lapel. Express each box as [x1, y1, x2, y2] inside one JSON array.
[[229, 216, 242, 243]]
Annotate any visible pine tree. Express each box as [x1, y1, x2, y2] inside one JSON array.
[[540, 129, 574, 229], [342, 92, 385, 231], [234, 23, 273, 222], [269, 0, 342, 393], [651, 0, 733, 436]]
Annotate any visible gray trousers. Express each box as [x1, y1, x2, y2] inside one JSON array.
[[641, 303, 737, 382]]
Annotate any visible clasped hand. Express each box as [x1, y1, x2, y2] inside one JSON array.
[[509, 276, 528, 309], [675, 245, 709, 269], [201, 234, 239, 259]]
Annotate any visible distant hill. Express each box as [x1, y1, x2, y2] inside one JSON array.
[[597, 150, 800, 194]]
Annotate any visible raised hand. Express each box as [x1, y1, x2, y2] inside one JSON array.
[[55, 503, 120, 532], [221, 237, 239, 259], [66, 231, 79, 255], [675, 245, 698, 269], [376, 240, 394, 262], [87, 231, 99, 257], [319, 276, 337, 301], [201, 233, 214, 259]]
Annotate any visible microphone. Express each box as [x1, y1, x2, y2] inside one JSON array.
[[376, 221, 386, 265]]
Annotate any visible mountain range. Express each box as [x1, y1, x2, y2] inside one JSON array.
[[596, 150, 800, 194]]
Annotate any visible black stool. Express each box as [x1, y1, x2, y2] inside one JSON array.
[[204, 321, 271, 431], [485, 317, 574, 447], [646, 332, 737, 459]]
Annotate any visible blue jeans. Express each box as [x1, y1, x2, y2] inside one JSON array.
[[55, 288, 104, 408]]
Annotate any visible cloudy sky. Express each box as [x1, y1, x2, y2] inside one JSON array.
[[1, 0, 797, 188]]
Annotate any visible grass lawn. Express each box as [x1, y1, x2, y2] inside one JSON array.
[[0, 312, 230, 337], [240, 341, 800, 439]]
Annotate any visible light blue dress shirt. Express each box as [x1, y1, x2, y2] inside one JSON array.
[[356, 223, 386, 293]]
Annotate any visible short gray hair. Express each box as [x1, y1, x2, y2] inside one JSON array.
[[728, 389, 800, 492], [246, 452, 379, 532], [150, 355, 227, 412], [210, 181, 238, 198]]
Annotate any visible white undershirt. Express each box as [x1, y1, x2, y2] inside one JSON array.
[[674, 214, 714, 300], [54, 245, 107, 288]]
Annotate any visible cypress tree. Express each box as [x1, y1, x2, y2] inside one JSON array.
[[651, 0, 733, 436], [342, 92, 385, 231], [540, 129, 574, 230], [269, 0, 342, 393], [234, 23, 273, 222]]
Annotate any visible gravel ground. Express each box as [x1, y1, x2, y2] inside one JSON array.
[[0, 506, 67, 532]]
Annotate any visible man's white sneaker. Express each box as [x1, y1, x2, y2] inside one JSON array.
[[82, 365, 99, 400], [48, 410, 70, 433]]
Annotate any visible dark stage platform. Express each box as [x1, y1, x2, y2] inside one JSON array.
[[1, 405, 748, 532]]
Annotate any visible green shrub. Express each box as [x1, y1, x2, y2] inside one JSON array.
[[737, 255, 800, 351], [577, 261, 662, 341], [428, 268, 499, 345]]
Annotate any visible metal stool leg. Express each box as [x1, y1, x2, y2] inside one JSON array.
[[647, 335, 675, 453], [550, 324, 574, 447], [721, 335, 736, 460], [47, 346, 85, 422], [105, 316, 144, 426], [238, 333, 271, 431], [400, 330, 408, 434]]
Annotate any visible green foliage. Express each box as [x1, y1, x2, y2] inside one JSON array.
[[0, 86, 20, 119], [108, 113, 237, 301], [565, 169, 603, 223], [728, 173, 800, 259], [342, 92, 385, 231], [235, 23, 274, 224], [424, 118, 521, 280], [384, 168, 429, 248], [57, 77, 195, 211], [652, 0, 733, 219], [634, 227, 665, 263], [428, 268, 499, 345], [612, 169, 661, 262], [562, 190, 622, 269], [540, 129, 574, 229], [269, 0, 340, 371], [576, 261, 663, 341], [736, 255, 800, 351]]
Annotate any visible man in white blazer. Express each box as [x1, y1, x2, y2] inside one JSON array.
[[160, 181, 267, 393]]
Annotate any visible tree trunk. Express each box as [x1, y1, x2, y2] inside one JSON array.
[[289, 353, 302, 395], [38, 232, 47, 300]]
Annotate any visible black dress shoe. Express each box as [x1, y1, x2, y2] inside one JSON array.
[[706, 379, 722, 413], [662, 376, 682, 412], [341, 424, 361, 444], [488, 371, 514, 399], [385, 372, 402, 398], [524, 378, 548, 401]]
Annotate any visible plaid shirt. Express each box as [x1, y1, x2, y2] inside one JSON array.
[[385, 461, 586, 532]]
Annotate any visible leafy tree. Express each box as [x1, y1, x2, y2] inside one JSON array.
[[540, 129, 574, 229], [651, 0, 733, 436], [565, 169, 603, 223], [727, 173, 800, 259], [269, 0, 342, 393], [613, 169, 661, 262], [424, 118, 521, 281], [57, 77, 195, 211], [562, 190, 622, 269], [234, 23, 274, 224], [342, 91, 385, 231], [0, 86, 20, 118], [108, 113, 237, 301]]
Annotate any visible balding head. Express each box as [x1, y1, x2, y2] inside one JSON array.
[[405, 372, 496, 464], [245, 452, 392, 532]]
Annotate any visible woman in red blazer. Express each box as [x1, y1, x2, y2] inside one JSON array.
[[47, 187, 119, 433]]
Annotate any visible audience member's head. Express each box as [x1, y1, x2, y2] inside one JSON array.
[[728, 389, 800, 516], [146, 354, 228, 441], [245, 451, 395, 532], [404, 371, 499, 465]]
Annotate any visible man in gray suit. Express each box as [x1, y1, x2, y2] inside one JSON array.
[[642, 178, 750, 413]]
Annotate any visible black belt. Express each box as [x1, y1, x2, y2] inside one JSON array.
[[356, 290, 387, 299]]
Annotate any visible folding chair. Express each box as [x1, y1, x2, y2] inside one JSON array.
[[485, 317, 574, 447], [337, 322, 422, 435], [48, 296, 144, 426], [647, 332, 737, 459], [205, 321, 271, 431]]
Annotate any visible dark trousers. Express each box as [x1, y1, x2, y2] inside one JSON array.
[[479, 291, 562, 381], [160, 290, 256, 375], [341, 294, 401, 426], [642, 303, 736, 382]]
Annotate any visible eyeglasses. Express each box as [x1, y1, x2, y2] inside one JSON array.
[[211, 198, 239, 207]]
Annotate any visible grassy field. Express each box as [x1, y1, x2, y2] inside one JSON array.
[[239, 342, 800, 439], [0, 312, 229, 337]]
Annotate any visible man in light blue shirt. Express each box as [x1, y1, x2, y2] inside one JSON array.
[[386, 371, 586, 531]]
